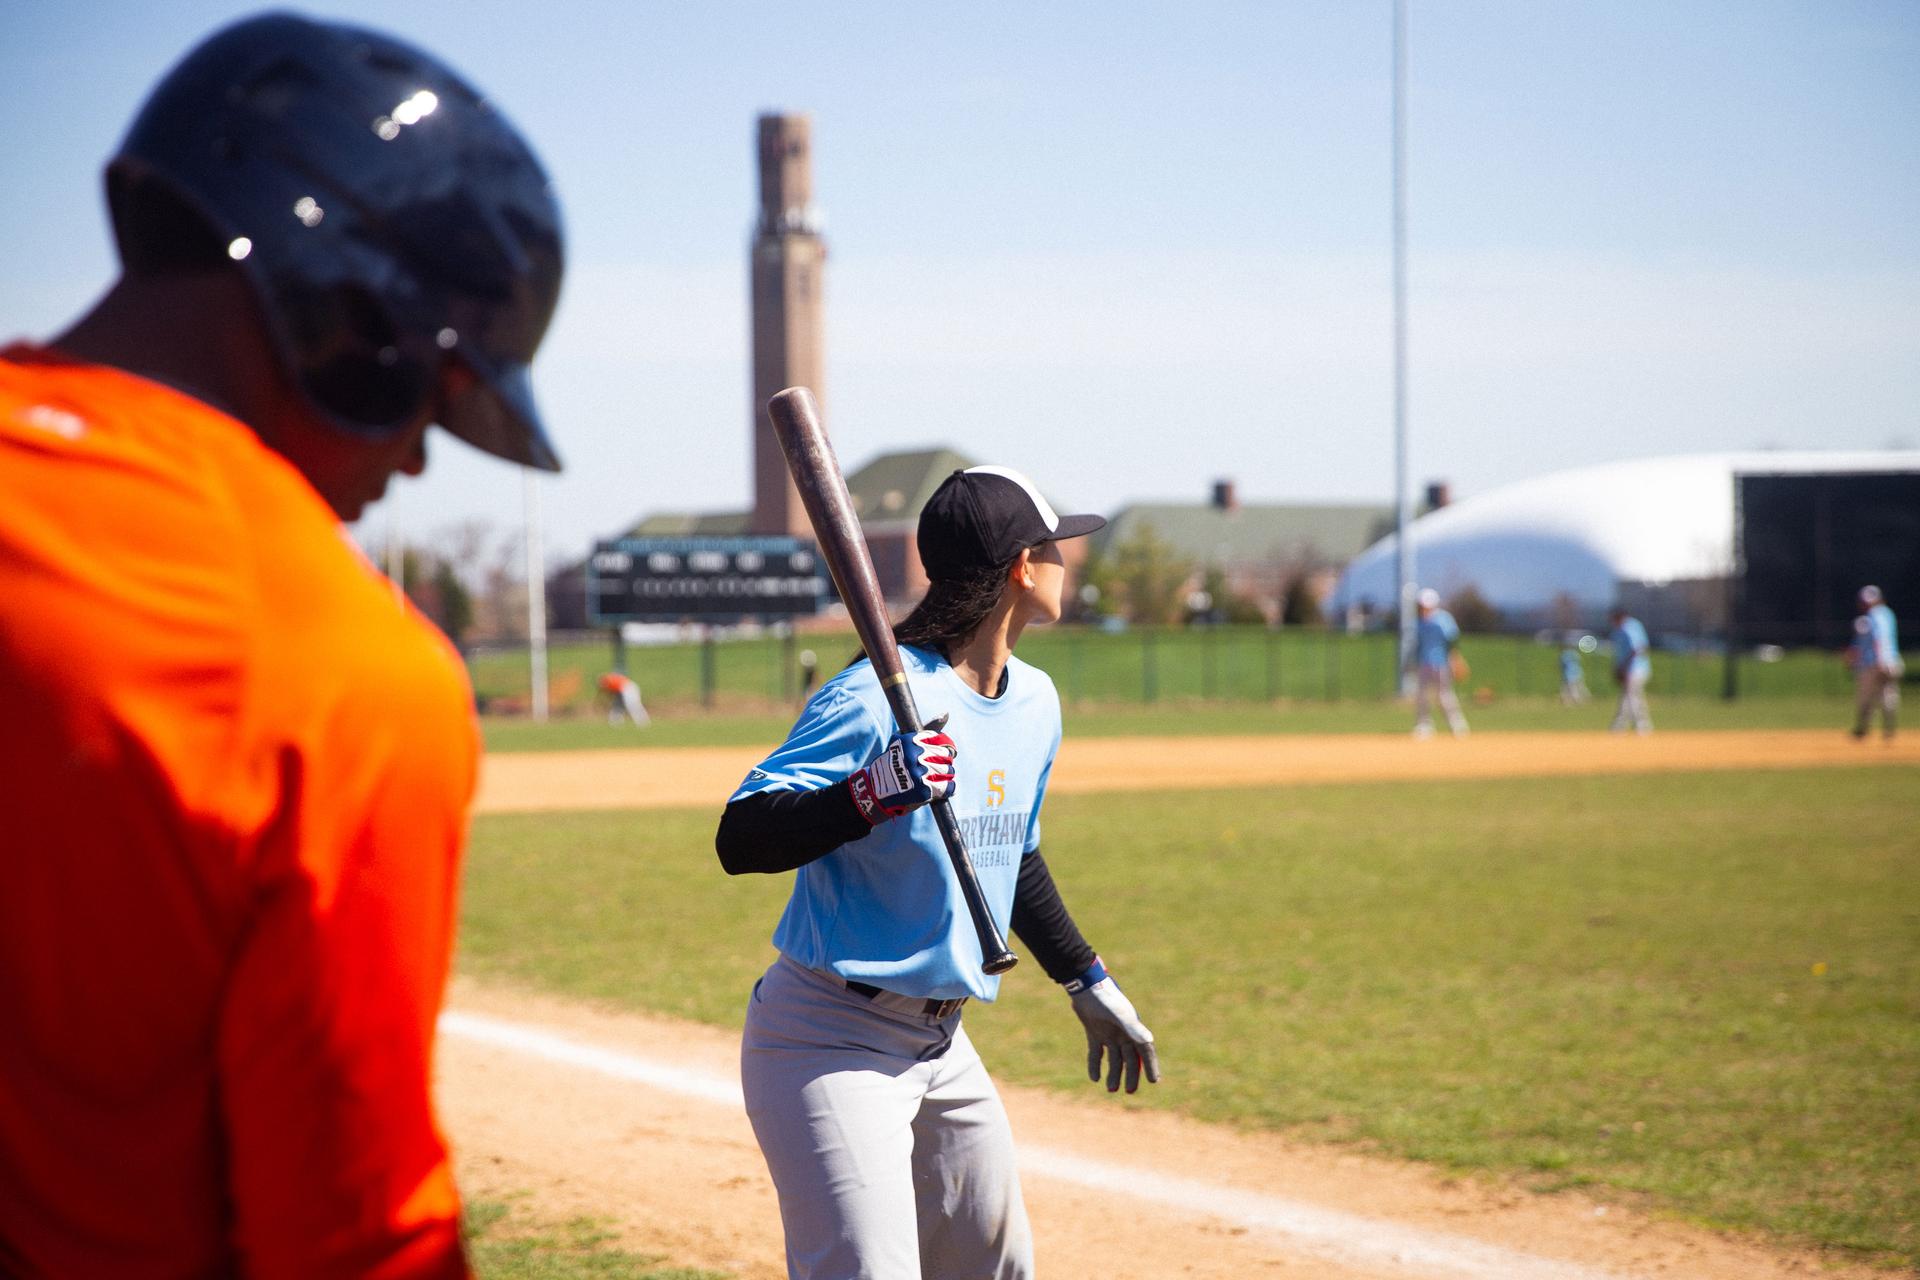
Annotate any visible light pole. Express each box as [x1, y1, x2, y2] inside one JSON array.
[[524, 469, 549, 724], [1392, 0, 1415, 690]]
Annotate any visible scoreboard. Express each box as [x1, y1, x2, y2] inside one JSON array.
[[587, 536, 829, 624]]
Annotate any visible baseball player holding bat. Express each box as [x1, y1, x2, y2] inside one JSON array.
[[716, 464, 1160, 1280]]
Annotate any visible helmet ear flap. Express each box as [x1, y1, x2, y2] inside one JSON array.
[[105, 168, 229, 272], [289, 282, 437, 432]]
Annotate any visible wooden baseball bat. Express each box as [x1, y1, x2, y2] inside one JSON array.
[[766, 386, 1019, 976]]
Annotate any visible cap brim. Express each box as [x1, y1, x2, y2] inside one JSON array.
[[1047, 512, 1106, 542], [441, 356, 563, 472]]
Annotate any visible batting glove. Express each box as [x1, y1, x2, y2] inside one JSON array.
[[1066, 958, 1160, 1094], [847, 720, 957, 825]]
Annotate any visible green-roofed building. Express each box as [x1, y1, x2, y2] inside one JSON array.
[[840, 447, 978, 601], [623, 511, 755, 537], [1087, 482, 1393, 622], [1091, 496, 1392, 568], [843, 447, 976, 528]]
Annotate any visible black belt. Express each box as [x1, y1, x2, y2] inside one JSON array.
[[846, 979, 967, 1020]]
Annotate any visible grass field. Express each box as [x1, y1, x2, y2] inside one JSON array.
[[466, 625, 1889, 717], [465, 1199, 727, 1279], [479, 694, 1867, 753], [458, 765, 1920, 1269]]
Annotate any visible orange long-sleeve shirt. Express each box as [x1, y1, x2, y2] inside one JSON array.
[[0, 345, 477, 1277]]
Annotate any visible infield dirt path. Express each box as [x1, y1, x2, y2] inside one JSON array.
[[474, 728, 1919, 814], [439, 978, 1890, 1280], [449, 729, 1913, 1276]]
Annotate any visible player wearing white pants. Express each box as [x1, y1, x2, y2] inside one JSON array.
[[1408, 589, 1468, 738], [1608, 608, 1653, 734], [716, 467, 1160, 1280], [742, 955, 1030, 1280]]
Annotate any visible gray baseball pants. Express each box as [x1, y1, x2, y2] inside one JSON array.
[[1854, 668, 1899, 736], [1611, 671, 1652, 734], [1414, 666, 1468, 736], [740, 953, 1034, 1280]]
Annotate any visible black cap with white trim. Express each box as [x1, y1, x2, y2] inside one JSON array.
[[917, 465, 1106, 581]]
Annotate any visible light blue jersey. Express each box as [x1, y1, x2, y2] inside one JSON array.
[[1853, 603, 1900, 669], [731, 644, 1060, 1003], [1611, 616, 1651, 681], [1415, 610, 1459, 670]]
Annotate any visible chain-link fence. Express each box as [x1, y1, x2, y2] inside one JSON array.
[[467, 623, 1904, 716]]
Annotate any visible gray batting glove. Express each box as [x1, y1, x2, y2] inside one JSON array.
[[1066, 958, 1160, 1093]]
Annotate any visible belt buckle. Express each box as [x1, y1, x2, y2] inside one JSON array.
[[928, 996, 964, 1019]]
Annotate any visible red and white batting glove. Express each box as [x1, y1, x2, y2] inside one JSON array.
[[846, 720, 957, 825]]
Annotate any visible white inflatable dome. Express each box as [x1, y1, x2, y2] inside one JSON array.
[[1329, 451, 1920, 624]]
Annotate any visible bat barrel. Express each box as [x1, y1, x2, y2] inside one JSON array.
[[766, 388, 904, 693]]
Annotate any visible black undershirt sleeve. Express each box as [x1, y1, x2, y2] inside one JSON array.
[[1010, 848, 1097, 984], [714, 782, 872, 876], [717, 784, 1098, 985]]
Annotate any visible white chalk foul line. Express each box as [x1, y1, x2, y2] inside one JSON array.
[[439, 1009, 1637, 1280], [442, 1009, 743, 1106]]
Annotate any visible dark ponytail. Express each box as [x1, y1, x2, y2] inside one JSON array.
[[851, 555, 1017, 667]]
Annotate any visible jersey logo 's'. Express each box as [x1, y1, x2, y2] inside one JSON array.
[[985, 769, 1006, 807]]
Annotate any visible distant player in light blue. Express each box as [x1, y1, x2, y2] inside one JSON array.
[[1608, 607, 1653, 734], [715, 465, 1159, 1280], [1558, 641, 1589, 706], [1849, 585, 1902, 740], [1407, 587, 1468, 738]]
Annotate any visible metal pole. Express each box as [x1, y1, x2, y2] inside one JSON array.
[[782, 624, 797, 702], [1202, 625, 1216, 699], [1070, 629, 1084, 708], [701, 625, 717, 709], [1723, 477, 1742, 700], [1392, 0, 1416, 693], [524, 469, 549, 723]]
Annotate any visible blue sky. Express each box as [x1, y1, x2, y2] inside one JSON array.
[[3, 1, 1915, 562]]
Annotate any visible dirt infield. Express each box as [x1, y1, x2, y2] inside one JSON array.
[[439, 979, 1890, 1280], [474, 728, 1919, 814]]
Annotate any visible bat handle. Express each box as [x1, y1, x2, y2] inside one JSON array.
[[930, 800, 1019, 975], [888, 686, 1018, 975]]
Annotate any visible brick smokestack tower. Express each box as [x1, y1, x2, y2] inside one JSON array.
[[750, 113, 827, 537]]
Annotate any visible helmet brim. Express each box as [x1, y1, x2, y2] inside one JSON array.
[[443, 355, 562, 472]]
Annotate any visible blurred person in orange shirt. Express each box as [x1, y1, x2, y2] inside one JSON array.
[[599, 670, 651, 727], [0, 13, 565, 1277]]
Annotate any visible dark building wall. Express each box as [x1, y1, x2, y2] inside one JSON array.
[[1736, 471, 1920, 647]]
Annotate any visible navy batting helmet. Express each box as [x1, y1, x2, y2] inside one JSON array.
[[105, 10, 565, 471]]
